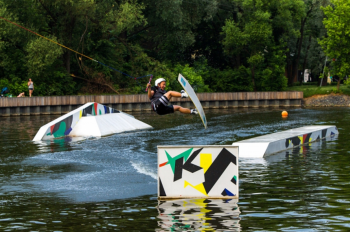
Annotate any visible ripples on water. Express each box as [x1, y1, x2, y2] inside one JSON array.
[[0, 107, 350, 231]]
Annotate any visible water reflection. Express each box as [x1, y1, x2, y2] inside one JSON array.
[[157, 199, 240, 231], [266, 134, 338, 163], [33, 136, 89, 153]]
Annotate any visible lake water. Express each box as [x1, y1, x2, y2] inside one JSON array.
[[0, 107, 350, 231]]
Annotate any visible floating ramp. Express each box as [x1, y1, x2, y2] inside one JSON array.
[[232, 125, 338, 158], [33, 102, 152, 141]]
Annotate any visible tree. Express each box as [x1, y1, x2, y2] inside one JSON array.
[[222, 7, 272, 91], [0, 0, 151, 95], [285, 0, 330, 86], [319, 0, 350, 90], [0, 0, 334, 95], [221, 0, 304, 91], [298, 5, 328, 83]]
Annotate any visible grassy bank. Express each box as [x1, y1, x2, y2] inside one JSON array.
[[286, 84, 350, 98]]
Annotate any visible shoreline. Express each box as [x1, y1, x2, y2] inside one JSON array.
[[303, 93, 350, 107], [0, 92, 302, 116]]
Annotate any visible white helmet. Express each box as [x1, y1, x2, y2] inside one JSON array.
[[155, 78, 166, 86]]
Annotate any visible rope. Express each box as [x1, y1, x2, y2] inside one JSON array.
[[0, 16, 152, 80]]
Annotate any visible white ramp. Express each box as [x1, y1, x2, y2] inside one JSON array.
[[33, 102, 152, 141], [70, 113, 152, 137], [232, 125, 338, 158]]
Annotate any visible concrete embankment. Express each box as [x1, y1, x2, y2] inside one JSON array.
[[303, 93, 350, 107], [0, 91, 303, 116]]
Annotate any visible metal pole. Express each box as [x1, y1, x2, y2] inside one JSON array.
[[320, 56, 328, 87]]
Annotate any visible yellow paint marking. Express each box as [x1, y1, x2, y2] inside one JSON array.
[[200, 153, 212, 173], [184, 181, 207, 196], [298, 136, 303, 144]]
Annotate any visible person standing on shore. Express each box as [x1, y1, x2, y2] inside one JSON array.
[[28, 78, 34, 97]]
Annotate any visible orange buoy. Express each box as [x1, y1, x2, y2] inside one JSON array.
[[282, 111, 288, 117]]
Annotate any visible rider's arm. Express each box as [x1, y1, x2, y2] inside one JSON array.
[[147, 84, 154, 99]]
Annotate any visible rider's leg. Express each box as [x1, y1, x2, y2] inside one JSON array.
[[173, 105, 191, 114], [164, 91, 181, 101]]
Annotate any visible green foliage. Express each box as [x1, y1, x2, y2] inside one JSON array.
[[25, 36, 64, 77], [222, 1, 273, 66], [210, 66, 253, 92], [222, 0, 303, 90], [344, 78, 350, 86], [0, 0, 336, 96], [256, 46, 288, 91], [319, 66, 329, 79], [34, 71, 76, 96], [0, 71, 76, 97], [287, 84, 350, 97], [0, 77, 27, 96], [171, 63, 210, 93], [319, 0, 350, 88], [332, 87, 342, 94], [145, 0, 218, 58], [113, 0, 147, 35]]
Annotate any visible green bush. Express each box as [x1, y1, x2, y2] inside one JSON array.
[[255, 46, 288, 91], [0, 76, 27, 96], [172, 63, 210, 92], [209, 66, 253, 92], [34, 71, 76, 96], [331, 87, 342, 94]]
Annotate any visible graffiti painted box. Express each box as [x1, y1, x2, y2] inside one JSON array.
[[158, 146, 239, 199]]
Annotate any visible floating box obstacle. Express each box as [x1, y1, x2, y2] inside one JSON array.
[[33, 102, 152, 141], [232, 125, 338, 158], [158, 146, 239, 199]]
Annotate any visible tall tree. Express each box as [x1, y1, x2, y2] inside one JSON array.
[[285, 0, 330, 86], [222, 5, 272, 91], [222, 0, 304, 91], [319, 0, 350, 90]]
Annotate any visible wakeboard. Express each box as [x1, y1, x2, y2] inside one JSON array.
[[178, 74, 207, 129]]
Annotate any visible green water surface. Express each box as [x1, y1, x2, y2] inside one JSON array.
[[0, 107, 350, 231]]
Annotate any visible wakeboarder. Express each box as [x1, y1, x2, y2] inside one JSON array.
[[147, 78, 198, 115]]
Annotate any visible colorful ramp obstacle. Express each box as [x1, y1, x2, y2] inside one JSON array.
[[158, 146, 239, 199], [232, 125, 339, 158], [33, 102, 152, 141]]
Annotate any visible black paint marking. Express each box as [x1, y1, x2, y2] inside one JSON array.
[[322, 129, 327, 138], [82, 104, 93, 116], [222, 189, 228, 196], [304, 133, 312, 143], [231, 176, 237, 185], [51, 115, 73, 134], [173, 148, 203, 182], [174, 157, 184, 182], [159, 178, 166, 196], [183, 148, 203, 173], [203, 148, 237, 194]]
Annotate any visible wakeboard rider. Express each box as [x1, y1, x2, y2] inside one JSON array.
[[147, 78, 198, 115]]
